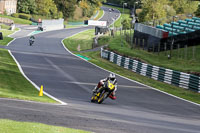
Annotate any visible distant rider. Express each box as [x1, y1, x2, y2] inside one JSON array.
[[93, 73, 117, 100], [29, 35, 35, 46]]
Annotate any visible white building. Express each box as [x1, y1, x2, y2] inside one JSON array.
[[0, 0, 17, 15]]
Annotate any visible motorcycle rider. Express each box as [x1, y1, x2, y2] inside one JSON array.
[[93, 73, 117, 100], [29, 35, 35, 46]]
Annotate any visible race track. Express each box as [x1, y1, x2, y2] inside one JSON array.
[[0, 6, 200, 133]]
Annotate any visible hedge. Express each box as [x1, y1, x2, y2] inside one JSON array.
[[11, 13, 19, 18], [18, 13, 31, 20], [11, 13, 31, 20]]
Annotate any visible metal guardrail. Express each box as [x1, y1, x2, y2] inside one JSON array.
[[101, 48, 200, 92]]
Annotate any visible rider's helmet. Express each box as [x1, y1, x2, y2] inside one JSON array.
[[108, 73, 115, 81], [30, 35, 35, 39]]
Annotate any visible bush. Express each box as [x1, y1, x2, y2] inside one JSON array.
[[122, 19, 131, 30], [18, 13, 31, 20], [98, 36, 111, 46], [11, 13, 19, 18]]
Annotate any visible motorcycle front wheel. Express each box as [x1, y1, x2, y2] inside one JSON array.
[[98, 91, 107, 104], [91, 95, 96, 103]]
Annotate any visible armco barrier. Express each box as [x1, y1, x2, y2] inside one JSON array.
[[101, 48, 200, 92]]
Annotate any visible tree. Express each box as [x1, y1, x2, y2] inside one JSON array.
[[122, 18, 131, 29], [171, 0, 198, 14], [88, 0, 106, 9], [54, 0, 77, 19], [78, 0, 105, 17], [106, 0, 142, 8], [36, 0, 61, 18], [17, 0, 37, 14], [195, 4, 200, 17], [139, 0, 168, 22], [164, 5, 176, 17], [79, 0, 89, 17]]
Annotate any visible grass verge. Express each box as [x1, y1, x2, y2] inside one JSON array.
[[0, 24, 11, 30], [0, 48, 57, 103], [0, 28, 19, 46], [63, 29, 200, 104], [107, 35, 200, 73], [0, 14, 32, 25], [63, 29, 95, 51], [94, 8, 104, 20], [0, 27, 56, 103], [65, 25, 86, 29], [0, 119, 90, 133], [0, 28, 18, 36], [0, 37, 13, 46]]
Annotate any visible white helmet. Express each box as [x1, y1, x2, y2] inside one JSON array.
[[109, 73, 115, 81]]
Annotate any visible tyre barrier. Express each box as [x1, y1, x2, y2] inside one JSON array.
[[101, 48, 200, 92]]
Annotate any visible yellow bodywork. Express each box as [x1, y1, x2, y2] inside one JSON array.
[[91, 80, 115, 103]]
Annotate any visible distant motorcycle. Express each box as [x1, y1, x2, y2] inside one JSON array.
[[29, 35, 35, 46], [91, 80, 115, 104], [29, 39, 34, 46]]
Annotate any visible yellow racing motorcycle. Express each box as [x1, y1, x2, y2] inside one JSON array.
[[91, 80, 115, 104]]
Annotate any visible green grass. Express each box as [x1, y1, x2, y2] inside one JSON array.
[[0, 37, 13, 45], [0, 28, 19, 36], [107, 35, 200, 73], [0, 26, 56, 103], [0, 119, 90, 133], [94, 8, 104, 20], [103, 4, 131, 28], [63, 30, 200, 104], [0, 24, 11, 30], [65, 25, 86, 29], [63, 29, 95, 51], [0, 48, 57, 103], [98, 36, 110, 46], [0, 14, 32, 25], [0, 28, 19, 46]]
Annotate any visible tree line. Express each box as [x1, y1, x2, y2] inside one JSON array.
[[107, 0, 200, 22], [16, 0, 200, 22], [17, 0, 106, 20]]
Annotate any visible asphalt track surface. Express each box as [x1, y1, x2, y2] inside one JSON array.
[[0, 7, 200, 133]]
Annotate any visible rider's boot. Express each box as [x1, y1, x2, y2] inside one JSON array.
[[109, 92, 116, 100]]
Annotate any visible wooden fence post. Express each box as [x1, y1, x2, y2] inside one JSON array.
[[158, 42, 160, 55], [193, 45, 195, 60], [164, 43, 167, 56], [153, 43, 155, 53], [143, 39, 145, 50], [134, 38, 137, 48], [138, 38, 140, 49], [185, 45, 187, 60]]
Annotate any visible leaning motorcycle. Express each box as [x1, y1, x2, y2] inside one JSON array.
[[29, 40, 34, 46], [91, 80, 115, 104]]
